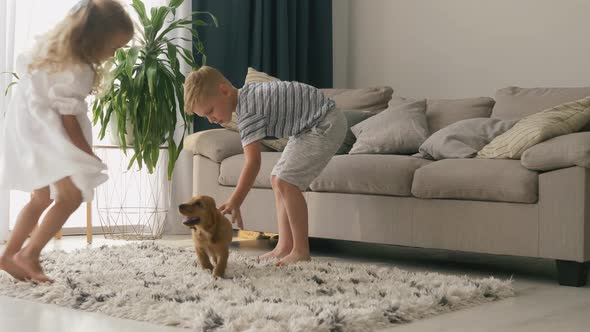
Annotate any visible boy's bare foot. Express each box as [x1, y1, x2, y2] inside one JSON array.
[[0, 255, 30, 281], [14, 251, 53, 283], [275, 251, 311, 266], [259, 247, 292, 260]]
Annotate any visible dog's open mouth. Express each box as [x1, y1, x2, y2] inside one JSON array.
[[182, 217, 201, 227]]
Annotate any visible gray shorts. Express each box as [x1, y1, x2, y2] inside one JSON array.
[[271, 108, 347, 191]]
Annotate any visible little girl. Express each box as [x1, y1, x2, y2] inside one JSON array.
[[0, 0, 133, 282]]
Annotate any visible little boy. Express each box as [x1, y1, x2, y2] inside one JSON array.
[[184, 66, 346, 265]]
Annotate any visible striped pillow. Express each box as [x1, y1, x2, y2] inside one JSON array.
[[477, 96, 590, 159]]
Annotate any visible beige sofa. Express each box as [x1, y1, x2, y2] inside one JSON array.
[[184, 86, 590, 287]]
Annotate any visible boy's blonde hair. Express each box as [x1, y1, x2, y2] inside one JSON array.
[[29, 0, 134, 89], [184, 66, 230, 114]]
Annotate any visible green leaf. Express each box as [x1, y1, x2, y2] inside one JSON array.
[[150, 7, 170, 37], [125, 47, 140, 78], [4, 82, 18, 96], [1, 71, 19, 80], [169, 0, 184, 9], [146, 60, 158, 97], [190, 11, 219, 27], [132, 0, 151, 28]]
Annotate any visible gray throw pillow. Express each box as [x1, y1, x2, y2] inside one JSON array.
[[418, 118, 517, 160], [350, 99, 429, 155], [336, 110, 374, 154]]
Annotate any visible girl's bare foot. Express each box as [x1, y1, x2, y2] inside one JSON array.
[[0, 255, 30, 281], [14, 251, 53, 283], [275, 251, 311, 266], [259, 246, 292, 260]]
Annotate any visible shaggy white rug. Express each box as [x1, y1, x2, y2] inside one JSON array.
[[0, 243, 514, 331]]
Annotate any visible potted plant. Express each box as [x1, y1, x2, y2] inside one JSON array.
[[92, 0, 217, 180]]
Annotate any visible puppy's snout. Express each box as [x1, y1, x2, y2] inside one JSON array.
[[178, 203, 188, 211], [183, 217, 201, 226]]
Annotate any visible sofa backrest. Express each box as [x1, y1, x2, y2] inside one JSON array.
[[321, 87, 393, 113], [491, 86, 590, 121], [389, 96, 495, 133], [426, 97, 495, 133]]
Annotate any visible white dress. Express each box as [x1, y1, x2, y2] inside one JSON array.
[[0, 53, 108, 201]]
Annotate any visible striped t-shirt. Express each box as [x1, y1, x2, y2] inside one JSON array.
[[236, 81, 335, 146]]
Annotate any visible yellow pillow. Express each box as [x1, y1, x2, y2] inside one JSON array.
[[477, 96, 590, 159], [221, 68, 289, 151]]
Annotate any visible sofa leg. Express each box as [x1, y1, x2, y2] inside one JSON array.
[[555, 260, 589, 287]]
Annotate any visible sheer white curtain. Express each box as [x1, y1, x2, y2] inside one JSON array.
[[0, 0, 17, 243]]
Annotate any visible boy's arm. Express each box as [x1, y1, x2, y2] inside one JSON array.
[[230, 140, 262, 205], [62, 115, 96, 157], [220, 140, 261, 229]]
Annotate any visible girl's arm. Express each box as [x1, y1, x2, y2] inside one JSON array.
[[61, 115, 94, 156]]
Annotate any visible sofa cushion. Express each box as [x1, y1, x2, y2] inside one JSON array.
[[184, 129, 239, 162], [184, 129, 273, 162], [219, 152, 282, 188], [321, 87, 393, 113], [492, 86, 590, 121], [521, 132, 590, 171], [336, 110, 374, 154], [478, 96, 590, 159], [350, 99, 429, 155], [426, 97, 495, 133], [310, 155, 432, 196], [389, 96, 495, 133], [418, 118, 516, 160], [412, 159, 538, 203]]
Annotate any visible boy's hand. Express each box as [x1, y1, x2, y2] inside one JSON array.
[[219, 201, 244, 229]]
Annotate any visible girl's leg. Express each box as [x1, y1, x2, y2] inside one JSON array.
[[259, 176, 294, 260], [275, 179, 310, 266], [0, 187, 52, 281], [15, 177, 82, 282]]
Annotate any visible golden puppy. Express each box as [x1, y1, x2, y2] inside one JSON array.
[[179, 195, 233, 278]]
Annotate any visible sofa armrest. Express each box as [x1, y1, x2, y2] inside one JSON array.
[[184, 129, 244, 163], [521, 132, 590, 171]]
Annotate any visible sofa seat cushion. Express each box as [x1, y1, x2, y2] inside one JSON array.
[[412, 159, 538, 203], [219, 152, 282, 188], [310, 155, 432, 196]]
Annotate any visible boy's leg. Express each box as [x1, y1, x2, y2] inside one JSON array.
[[271, 108, 347, 266], [275, 179, 310, 266], [0, 187, 52, 281], [259, 176, 294, 260], [15, 177, 82, 282]]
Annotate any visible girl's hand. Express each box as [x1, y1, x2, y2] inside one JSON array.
[[218, 200, 244, 229]]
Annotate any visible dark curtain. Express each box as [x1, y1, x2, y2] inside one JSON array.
[[192, 0, 333, 132]]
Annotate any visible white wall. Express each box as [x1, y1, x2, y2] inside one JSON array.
[[333, 0, 590, 98]]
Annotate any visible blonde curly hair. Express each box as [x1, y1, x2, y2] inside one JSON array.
[[28, 0, 134, 90]]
